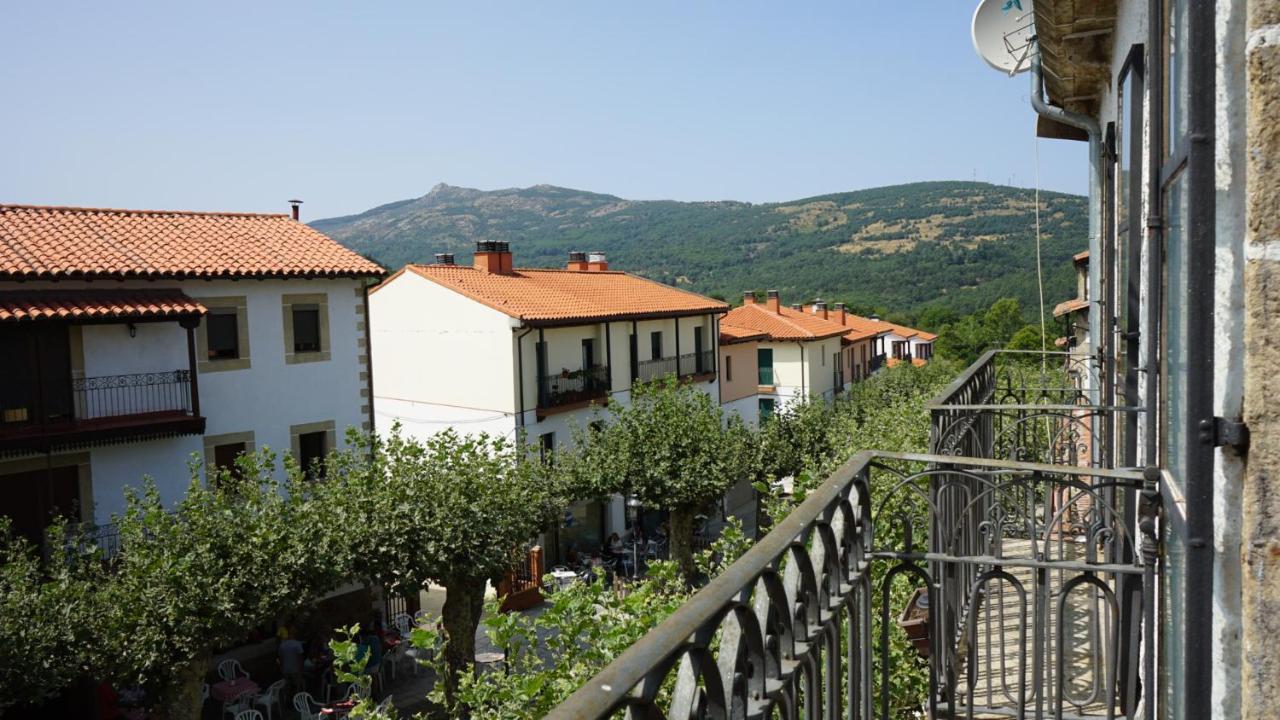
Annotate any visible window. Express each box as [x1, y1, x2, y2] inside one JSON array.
[[757, 348, 774, 386], [197, 296, 250, 372], [282, 293, 330, 364], [892, 341, 908, 359], [693, 327, 704, 373], [759, 398, 775, 421], [650, 331, 663, 360], [297, 431, 327, 481], [581, 338, 596, 369], [292, 305, 321, 353], [204, 431, 255, 486], [539, 432, 555, 465], [1165, 0, 1189, 155], [212, 441, 247, 483], [629, 334, 639, 381], [207, 311, 240, 359], [725, 355, 733, 382]]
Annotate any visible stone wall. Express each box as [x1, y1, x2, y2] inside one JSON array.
[[1242, 1, 1280, 717]]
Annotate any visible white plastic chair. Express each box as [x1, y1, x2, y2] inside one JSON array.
[[292, 692, 322, 720], [253, 679, 284, 720], [233, 710, 263, 720], [217, 659, 249, 682]]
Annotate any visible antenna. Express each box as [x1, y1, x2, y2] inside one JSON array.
[[971, 0, 1036, 76]]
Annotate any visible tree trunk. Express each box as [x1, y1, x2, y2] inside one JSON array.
[[160, 651, 208, 720], [441, 575, 487, 715], [670, 505, 697, 585]]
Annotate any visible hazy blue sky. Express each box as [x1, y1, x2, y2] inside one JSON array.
[[1, 1, 1084, 219]]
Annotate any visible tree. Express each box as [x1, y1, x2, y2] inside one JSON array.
[[758, 395, 840, 485], [87, 450, 351, 720], [983, 297, 1026, 343], [332, 427, 560, 711], [0, 519, 97, 714], [577, 379, 756, 583], [1006, 322, 1052, 352]]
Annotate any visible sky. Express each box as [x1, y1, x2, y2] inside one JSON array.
[[1, 1, 1085, 220]]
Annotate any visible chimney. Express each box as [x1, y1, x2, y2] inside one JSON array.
[[433, 252, 455, 265], [835, 302, 847, 324], [474, 240, 514, 274], [790, 303, 803, 311], [767, 290, 780, 314], [288, 199, 303, 221], [743, 291, 757, 305], [567, 251, 588, 271], [869, 313, 881, 321], [586, 251, 608, 272], [815, 300, 828, 320]]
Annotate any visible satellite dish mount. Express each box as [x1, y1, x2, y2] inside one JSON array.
[[972, 0, 1037, 76]]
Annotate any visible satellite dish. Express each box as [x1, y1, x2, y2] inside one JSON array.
[[972, 0, 1036, 76]]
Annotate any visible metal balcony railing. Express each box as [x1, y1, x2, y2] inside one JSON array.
[[549, 348, 1164, 720], [538, 365, 611, 409], [637, 351, 717, 384]]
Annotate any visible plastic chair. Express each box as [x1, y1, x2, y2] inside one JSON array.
[[233, 710, 263, 720], [292, 692, 323, 720], [217, 659, 249, 682], [222, 688, 255, 719], [253, 679, 284, 720]]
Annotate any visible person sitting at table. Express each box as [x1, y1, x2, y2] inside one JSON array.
[[604, 532, 624, 559], [278, 626, 306, 702]]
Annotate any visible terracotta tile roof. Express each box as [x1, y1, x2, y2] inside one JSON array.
[[384, 264, 727, 324], [721, 303, 849, 341], [1073, 250, 1090, 264], [1054, 336, 1070, 348], [0, 205, 385, 280], [798, 304, 935, 343], [1053, 297, 1090, 318], [719, 322, 767, 344], [886, 357, 928, 368], [0, 288, 206, 323]]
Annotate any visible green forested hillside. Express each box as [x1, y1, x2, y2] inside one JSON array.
[[313, 181, 1086, 321]]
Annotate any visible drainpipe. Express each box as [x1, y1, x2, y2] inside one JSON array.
[[1030, 43, 1103, 405], [515, 326, 535, 434]]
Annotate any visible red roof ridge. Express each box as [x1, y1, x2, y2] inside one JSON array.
[[1, 204, 292, 219]]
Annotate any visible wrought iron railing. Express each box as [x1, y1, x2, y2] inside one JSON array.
[[539, 366, 611, 409], [550, 348, 1162, 719], [0, 369, 195, 430], [548, 451, 1158, 719], [870, 353, 887, 373]]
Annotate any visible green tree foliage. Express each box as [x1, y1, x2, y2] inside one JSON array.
[[0, 519, 96, 714], [567, 379, 756, 583], [330, 427, 561, 707], [933, 296, 1052, 364], [87, 450, 351, 719]]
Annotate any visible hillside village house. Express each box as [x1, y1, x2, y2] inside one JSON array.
[[0, 203, 383, 548], [718, 291, 851, 424], [368, 243, 727, 555], [1053, 250, 1091, 360]]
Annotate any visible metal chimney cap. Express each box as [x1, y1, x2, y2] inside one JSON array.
[[587, 251, 607, 263], [568, 251, 587, 262], [433, 252, 456, 265]]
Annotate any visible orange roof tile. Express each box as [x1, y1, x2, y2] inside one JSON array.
[[721, 303, 849, 341], [886, 357, 929, 368], [0, 288, 206, 323], [1073, 250, 1090, 264], [1053, 297, 1090, 318], [385, 264, 727, 325], [719, 322, 767, 344], [798, 304, 935, 343], [0, 205, 385, 280]]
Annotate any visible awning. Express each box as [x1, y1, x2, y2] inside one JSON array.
[[0, 288, 207, 323], [1053, 298, 1090, 318]]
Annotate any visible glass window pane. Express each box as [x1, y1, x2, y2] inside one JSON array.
[[293, 306, 321, 353], [1162, 171, 1189, 494], [298, 431, 326, 481], [757, 348, 773, 385], [207, 311, 239, 359], [1167, 0, 1189, 151]]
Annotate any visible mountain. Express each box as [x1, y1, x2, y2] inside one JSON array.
[[312, 181, 1087, 320]]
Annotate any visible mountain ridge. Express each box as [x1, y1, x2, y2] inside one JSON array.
[[312, 180, 1087, 320]]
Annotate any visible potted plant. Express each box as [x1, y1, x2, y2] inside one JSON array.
[[897, 586, 930, 657]]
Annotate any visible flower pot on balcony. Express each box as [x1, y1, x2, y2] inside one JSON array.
[[897, 586, 931, 658]]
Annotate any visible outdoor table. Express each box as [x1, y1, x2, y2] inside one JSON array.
[[210, 677, 259, 703], [320, 699, 356, 717], [549, 569, 577, 589]]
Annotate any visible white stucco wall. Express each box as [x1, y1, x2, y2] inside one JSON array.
[[14, 276, 370, 523]]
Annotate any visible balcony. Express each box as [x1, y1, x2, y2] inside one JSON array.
[[538, 365, 611, 415], [636, 350, 717, 384], [549, 349, 1166, 719], [870, 352, 887, 372], [0, 370, 205, 456]]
